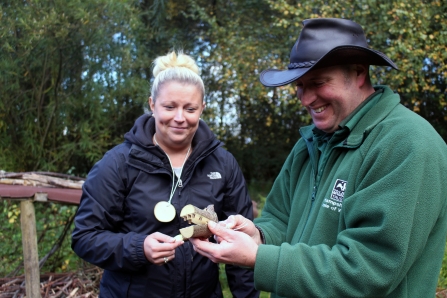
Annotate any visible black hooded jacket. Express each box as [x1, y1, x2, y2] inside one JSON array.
[[72, 114, 259, 298]]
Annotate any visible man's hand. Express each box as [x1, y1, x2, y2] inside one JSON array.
[[190, 219, 260, 268], [220, 215, 263, 245]]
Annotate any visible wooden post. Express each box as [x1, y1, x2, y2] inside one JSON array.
[[20, 199, 42, 298]]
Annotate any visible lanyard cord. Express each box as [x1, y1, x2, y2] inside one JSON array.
[[154, 134, 191, 204]]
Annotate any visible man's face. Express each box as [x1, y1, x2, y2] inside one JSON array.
[[295, 65, 365, 133]]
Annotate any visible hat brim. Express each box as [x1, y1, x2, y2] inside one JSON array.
[[260, 67, 308, 87], [260, 46, 398, 87]]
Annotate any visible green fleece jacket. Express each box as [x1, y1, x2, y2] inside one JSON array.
[[254, 86, 447, 297]]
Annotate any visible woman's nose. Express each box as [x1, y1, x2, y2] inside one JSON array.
[[174, 109, 185, 121]]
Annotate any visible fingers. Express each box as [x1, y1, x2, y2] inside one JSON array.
[[221, 214, 246, 230], [154, 254, 176, 266], [144, 232, 184, 264], [207, 221, 235, 243], [152, 232, 184, 246], [210, 222, 232, 244], [221, 215, 253, 233], [191, 229, 258, 268], [211, 216, 255, 243], [189, 238, 220, 263], [221, 215, 236, 229], [147, 249, 177, 265]]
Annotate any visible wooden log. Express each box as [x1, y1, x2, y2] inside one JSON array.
[[22, 173, 84, 189], [20, 199, 42, 298], [178, 224, 213, 240], [0, 178, 53, 187], [179, 204, 218, 225], [176, 204, 218, 240], [0, 173, 84, 189]]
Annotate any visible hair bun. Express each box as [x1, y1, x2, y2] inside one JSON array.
[[153, 50, 200, 77], [150, 50, 205, 101]]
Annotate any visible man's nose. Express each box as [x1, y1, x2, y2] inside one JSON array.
[[297, 87, 315, 106]]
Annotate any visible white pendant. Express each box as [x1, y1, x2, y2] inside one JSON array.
[[154, 201, 176, 222]]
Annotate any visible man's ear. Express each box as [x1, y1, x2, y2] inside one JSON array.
[[355, 64, 370, 88]]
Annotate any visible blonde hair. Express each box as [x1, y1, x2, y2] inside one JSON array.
[[151, 50, 205, 102]]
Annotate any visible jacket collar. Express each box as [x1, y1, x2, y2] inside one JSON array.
[[125, 114, 222, 174]]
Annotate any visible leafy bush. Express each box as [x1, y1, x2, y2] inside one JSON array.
[[438, 243, 447, 289], [1, 200, 82, 276]]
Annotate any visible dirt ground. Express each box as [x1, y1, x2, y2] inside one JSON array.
[[0, 267, 101, 298], [2, 267, 447, 298]]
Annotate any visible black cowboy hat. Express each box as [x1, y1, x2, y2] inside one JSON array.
[[260, 18, 398, 87]]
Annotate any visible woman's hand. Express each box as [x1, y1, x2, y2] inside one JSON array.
[[143, 232, 184, 266]]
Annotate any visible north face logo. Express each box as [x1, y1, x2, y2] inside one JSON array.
[[331, 179, 347, 202], [207, 172, 222, 179]]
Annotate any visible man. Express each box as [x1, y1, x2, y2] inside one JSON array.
[[190, 18, 447, 297]]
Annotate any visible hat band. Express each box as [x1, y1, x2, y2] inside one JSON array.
[[288, 61, 316, 69]]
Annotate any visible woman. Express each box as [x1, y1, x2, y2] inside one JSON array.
[[71, 50, 258, 297]]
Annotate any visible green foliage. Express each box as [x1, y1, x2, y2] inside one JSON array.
[[438, 242, 447, 289], [0, 201, 82, 276], [183, 0, 310, 182], [1, 201, 23, 274], [219, 263, 271, 297], [2, 0, 445, 181], [248, 179, 272, 212], [0, 0, 148, 175]]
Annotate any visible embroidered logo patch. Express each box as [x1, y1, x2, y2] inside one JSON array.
[[207, 172, 222, 179], [331, 179, 347, 202]]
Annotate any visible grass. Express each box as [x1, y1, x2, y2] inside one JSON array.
[[219, 263, 270, 297]]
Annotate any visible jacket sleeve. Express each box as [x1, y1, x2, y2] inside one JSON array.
[[71, 147, 148, 272], [221, 152, 260, 298], [253, 121, 447, 297]]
